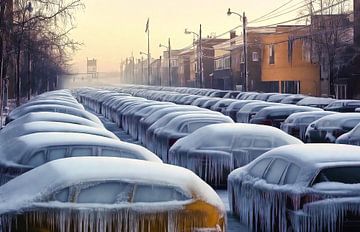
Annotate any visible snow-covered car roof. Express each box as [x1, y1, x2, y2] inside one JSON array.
[[15, 99, 84, 110], [0, 157, 224, 214], [284, 111, 337, 123], [7, 104, 102, 125], [0, 132, 161, 167], [255, 144, 360, 170], [5, 112, 104, 129], [171, 123, 302, 149], [0, 121, 118, 144], [296, 97, 335, 107], [254, 105, 323, 118], [313, 113, 360, 127]]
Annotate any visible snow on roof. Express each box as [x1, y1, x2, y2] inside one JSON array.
[[8, 104, 103, 125], [296, 97, 335, 105], [260, 144, 360, 166], [0, 121, 119, 144], [286, 111, 337, 120], [0, 132, 161, 165], [0, 157, 224, 213], [4, 112, 103, 129], [315, 113, 360, 123], [171, 123, 302, 149]]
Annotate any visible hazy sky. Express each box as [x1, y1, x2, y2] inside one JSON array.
[[70, 0, 300, 72]]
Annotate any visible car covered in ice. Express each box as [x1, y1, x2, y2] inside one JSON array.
[[228, 144, 360, 232], [4, 112, 104, 129], [0, 157, 226, 232], [296, 96, 335, 108], [210, 99, 239, 112], [250, 105, 323, 128], [5, 104, 102, 125], [0, 132, 161, 184], [168, 123, 302, 187], [336, 122, 360, 145], [280, 111, 337, 141], [153, 114, 233, 161], [280, 94, 306, 104], [223, 100, 261, 121], [304, 113, 360, 143], [0, 121, 118, 146], [266, 93, 291, 103], [236, 102, 280, 123], [324, 100, 360, 112]]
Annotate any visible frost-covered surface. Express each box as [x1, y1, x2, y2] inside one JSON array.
[[6, 104, 103, 125], [4, 112, 104, 129], [0, 121, 119, 145], [0, 132, 161, 185], [0, 157, 225, 232], [296, 97, 335, 108], [228, 144, 360, 232], [336, 122, 360, 145], [169, 123, 302, 186]]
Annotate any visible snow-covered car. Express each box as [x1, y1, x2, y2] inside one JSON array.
[[0, 121, 118, 146], [191, 97, 213, 107], [139, 106, 205, 146], [250, 105, 323, 128], [200, 98, 223, 109], [4, 112, 104, 129], [324, 100, 360, 112], [304, 113, 360, 143], [237, 92, 259, 100], [5, 104, 102, 125], [280, 111, 337, 141], [168, 123, 302, 187], [153, 114, 233, 161], [0, 132, 161, 184], [236, 102, 279, 123], [0, 157, 226, 232], [228, 144, 360, 232], [267, 94, 291, 103], [210, 99, 238, 112], [223, 91, 241, 99], [254, 93, 278, 101], [280, 94, 306, 104], [223, 100, 261, 121], [356, 108, 360, 112], [12, 99, 85, 111], [336, 122, 360, 145], [296, 96, 335, 108]]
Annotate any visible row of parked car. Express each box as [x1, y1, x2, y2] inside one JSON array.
[[0, 89, 226, 232], [76, 86, 360, 232]]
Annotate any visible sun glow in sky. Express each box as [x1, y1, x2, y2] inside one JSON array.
[[70, 0, 299, 73]]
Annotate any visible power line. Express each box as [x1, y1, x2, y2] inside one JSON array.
[[250, 0, 298, 23]]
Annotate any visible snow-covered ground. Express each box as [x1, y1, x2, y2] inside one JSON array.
[[93, 111, 250, 232]]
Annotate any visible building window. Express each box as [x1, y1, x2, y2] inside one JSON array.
[[269, 44, 275, 64], [240, 51, 245, 63], [281, 81, 300, 94], [302, 41, 311, 62], [335, 84, 347, 99], [224, 57, 231, 69], [252, 52, 259, 62]]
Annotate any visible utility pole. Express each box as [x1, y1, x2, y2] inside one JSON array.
[[141, 56, 144, 85], [147, 20, 151, 85], [242, 12, 248, 92], [159, 55, 162, 86], [199, 24, 203, 88], [168, 38, 171, 86]]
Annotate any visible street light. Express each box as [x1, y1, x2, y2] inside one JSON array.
[[227, 8, 248, 92], [185, 26, 203, 88], [159, 38, 172, 86]]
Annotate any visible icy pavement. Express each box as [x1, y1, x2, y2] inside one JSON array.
[[94, 112, 250, 232]]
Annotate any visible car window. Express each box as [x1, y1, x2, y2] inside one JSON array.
[[283, 163, 301, 185], [133, 185, 189, 203], [71, 147, 93, 157], [77, 182, 131, 204], [54, 188, 69, 202], [234, 136, 252, 148], [187, 122, 213, 133], [249, 158, 272, 178], [48, 148, 67, 161], [312, 166, 360, 185], [253, 138, 272, 148], [342, 119, 360, 130], [27, 151, 46, 166], [264, 159, 288, 184], [300, 117, 316, 124], [102, 149, 122, 157]]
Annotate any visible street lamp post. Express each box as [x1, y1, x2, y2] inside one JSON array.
[[140, 51, 149, 85], [227, 8, 248, 92], [185, 26, 203, 88], [159, 38, 172, 86]]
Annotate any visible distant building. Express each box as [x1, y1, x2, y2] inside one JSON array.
[[261, 26, 320, 95], [177, 49, 192, 87], [161, 50, 181, 86]]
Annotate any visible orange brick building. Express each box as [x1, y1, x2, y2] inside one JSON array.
[[261, 26, 321, 96]]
